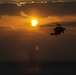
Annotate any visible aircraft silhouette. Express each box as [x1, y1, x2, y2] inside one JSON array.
[[50, 24, 65, 37], [36, 23, 66, 37]]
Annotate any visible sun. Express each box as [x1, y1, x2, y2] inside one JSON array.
[[31, 19, 38, 26]]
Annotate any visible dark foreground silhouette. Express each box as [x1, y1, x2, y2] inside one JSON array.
[[50, 24, 65, 37], [0, 61, 76, 75]]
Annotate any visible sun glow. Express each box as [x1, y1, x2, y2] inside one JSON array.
[[31, 19, 38, 26]]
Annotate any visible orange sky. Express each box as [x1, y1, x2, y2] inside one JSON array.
[[0, 15, 76, 28]]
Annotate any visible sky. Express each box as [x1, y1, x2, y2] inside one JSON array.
[[0, 2, 76, 26], [0, 2, 76, 61]]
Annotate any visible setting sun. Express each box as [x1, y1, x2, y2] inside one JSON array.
[[31, 19, 38, 26]]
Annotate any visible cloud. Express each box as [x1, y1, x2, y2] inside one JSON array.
[[48, 15, 76, 23], [0, 2, 76, 18], [0, 2, 76, 27], [20, 11, 29, 18], [59, 15, 76, 22], [21, 2, 76, 17], [0, 3, 20, 16]]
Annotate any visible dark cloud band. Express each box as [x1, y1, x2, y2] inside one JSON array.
[[0, 2, 76, 17]]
